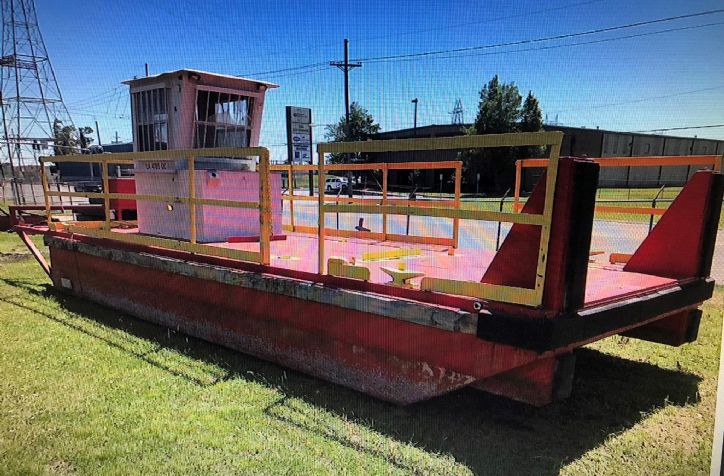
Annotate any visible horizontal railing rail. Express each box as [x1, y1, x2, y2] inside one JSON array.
[[317, 131, 564, 307], [513, 154, 723, 214], [40, 147, 272, 266], [271, 160, 462, 246]]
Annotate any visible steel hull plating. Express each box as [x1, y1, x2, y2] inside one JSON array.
[[48, 239, 541, 404]]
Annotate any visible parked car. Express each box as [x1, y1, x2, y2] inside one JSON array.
[[325, 176, 349, 193]]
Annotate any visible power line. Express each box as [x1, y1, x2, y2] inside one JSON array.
[[232, 9, 724, 81], [238, 62, 329, 79], [66, 85, 124, 107], [353, 9, 724, 63], [632, 124, 724, 133], [358, 0, 606, 42], [554, 84, 724, 114], [363, 21, 724, 65]]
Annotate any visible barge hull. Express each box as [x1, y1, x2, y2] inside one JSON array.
[[47, 237, 542, 405]]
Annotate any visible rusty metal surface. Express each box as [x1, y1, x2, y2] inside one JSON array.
[[45, 236, 477, 335], [47, 241, 542, 404]]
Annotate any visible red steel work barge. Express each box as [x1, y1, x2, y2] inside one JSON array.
[[12, 131, 723, 406]]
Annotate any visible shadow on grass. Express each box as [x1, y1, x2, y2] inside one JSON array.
[[1, 277, 702, 475]]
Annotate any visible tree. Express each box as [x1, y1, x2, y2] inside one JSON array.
[[461, 76, 543, 193], [520, 91, 543, 132], [467, 75, 522, 135], [519, 91, 545, 160], [324, 102, 381, 164], [52, 119, 94, 155]]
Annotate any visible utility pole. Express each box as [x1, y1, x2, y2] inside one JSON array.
[[94, 120, 101, 145], [330, 39, 361, 197]]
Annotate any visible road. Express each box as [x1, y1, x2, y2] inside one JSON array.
[[285, 198, 724, 282]]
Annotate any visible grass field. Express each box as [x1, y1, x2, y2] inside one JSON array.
[[0, 230, 722, 475]]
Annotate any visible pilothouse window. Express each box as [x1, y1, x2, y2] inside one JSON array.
[[195, 89, 254, 148], [132, 88, 168, 151]]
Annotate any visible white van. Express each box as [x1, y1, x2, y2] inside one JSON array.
[[324, 176, 349, 192]]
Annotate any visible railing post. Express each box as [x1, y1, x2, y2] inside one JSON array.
[[188, 156, 197, 244], [532, 142, 562, 307], [259, 150, 272, 266], [648, 185, 666, 234], [513, 159, 522, 212], [382, 164, 388, 240], [452, 162, 462, 251], [102, 158, 110, 231], [288, 164, 295, 231], [496, 188, 511, 251], [318, 147, 326, 274], [40, 158, 52, 229]]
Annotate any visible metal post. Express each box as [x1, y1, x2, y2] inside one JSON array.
[[288, 165, 295, 231], [496, 188, 511, 251], [101, 158, 110, 230], [452, 163, 461, 251], [95, 120, 102, 146], [317, 146, 326, 274], [188, 156, 197, 244], [411, 98, 418, 167], [40, 158, 51, 228], [649, 185, 665, 233], [382, 164, 388, 240], [513, 160, 521, 212], [259, 151, 272, 266]]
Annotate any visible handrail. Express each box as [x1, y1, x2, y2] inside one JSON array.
[[513, 153, 723, 214], [39, 147, 272, 266], [271, 160, 462, 246], [317, 131, 564, 307]]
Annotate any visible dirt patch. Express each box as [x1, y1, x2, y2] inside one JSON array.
[[45, 459, 77, 475], [0, 251, 30, 262]]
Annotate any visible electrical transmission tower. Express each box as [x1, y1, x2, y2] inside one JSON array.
[[0, 0, 72, 201], [450, 98, 464, 125]]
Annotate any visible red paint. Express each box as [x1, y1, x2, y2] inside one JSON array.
[[625, 171, 716, 279], [108, 178, 136, 219], [49, 244, 539, 404], [482, 158, 589, 312], [622, 309, 698, 346], [474, 356, 562, 406], [227, 234, 287, 243]]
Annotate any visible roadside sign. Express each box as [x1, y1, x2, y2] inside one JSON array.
[[286, 106, 313, 165]]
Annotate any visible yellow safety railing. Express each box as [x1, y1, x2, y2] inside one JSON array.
[[39, 147, 273, 265], [271, 160, 462, 247], [513, 154, 724, 214], [317, 131, 564, 307]]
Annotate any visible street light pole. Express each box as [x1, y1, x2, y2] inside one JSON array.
[[412, 98, 418, 133], [411, 97, 418, 178]]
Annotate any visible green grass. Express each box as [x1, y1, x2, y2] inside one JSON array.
[[0, 230, 722, 475]]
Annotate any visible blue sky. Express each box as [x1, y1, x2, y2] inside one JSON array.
[[37, 0, 724, 160]]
